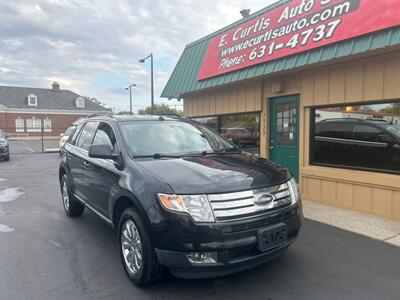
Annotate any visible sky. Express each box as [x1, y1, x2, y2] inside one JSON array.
[[0, 0, 279, 112]]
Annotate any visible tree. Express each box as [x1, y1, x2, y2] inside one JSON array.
[[380, 103, 400, 115], [137, 103, 183, 116]]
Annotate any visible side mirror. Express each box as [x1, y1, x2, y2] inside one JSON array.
[[88, 144, 119, 160]]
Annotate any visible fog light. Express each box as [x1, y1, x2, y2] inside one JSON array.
[[186, 252, 217, 264]]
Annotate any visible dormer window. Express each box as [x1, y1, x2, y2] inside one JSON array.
[[75, 97, 85, 108], [28, 94, 38, 106]]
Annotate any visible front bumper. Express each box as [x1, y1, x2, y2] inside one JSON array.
[[153, 203, 302, 279]]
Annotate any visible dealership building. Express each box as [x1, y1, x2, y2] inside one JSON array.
[[162, 0, 400, 221]]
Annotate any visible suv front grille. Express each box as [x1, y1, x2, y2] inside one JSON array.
[[208, 182, 292, 222]]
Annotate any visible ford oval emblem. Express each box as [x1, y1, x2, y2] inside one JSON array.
[[254, 193, 275, 205]]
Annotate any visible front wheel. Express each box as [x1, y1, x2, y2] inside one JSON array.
[[119, 208, 165, 286]]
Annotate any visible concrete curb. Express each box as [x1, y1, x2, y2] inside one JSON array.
[[303, 200, 400, 247]]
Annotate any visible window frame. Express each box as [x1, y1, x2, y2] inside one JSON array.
[[15, 118, 25, 132], [74, 121, 99, 151], [75, 97, 85, 109], [310, 101, 400, 176], [91, 121, 120, 154], [26, 118, 41, 132], [28, 94, 38, 107], [43, 118, 52, 132]]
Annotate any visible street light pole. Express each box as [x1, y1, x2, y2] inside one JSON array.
[[139, 53, 154, 115], [125, 84, 136, 115], [129, 87, 132, 115], [150, 54, 154, 115]]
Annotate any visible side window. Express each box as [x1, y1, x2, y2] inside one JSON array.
[[92, 123, 117, 151], [377, 133, 396, 144], [353, 125, 381, 142], [75, 122, 99, 151], [315, 123, 326, 136], [70, 124, 84, 145], [325, 123, 353, 139]]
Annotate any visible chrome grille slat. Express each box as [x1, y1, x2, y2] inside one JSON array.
[[211, 198, 254, 209], [208, 182, 293, 221], [208, 190, 253, 202]]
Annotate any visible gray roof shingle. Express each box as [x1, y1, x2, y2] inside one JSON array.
[[0, 86, 111, 112]]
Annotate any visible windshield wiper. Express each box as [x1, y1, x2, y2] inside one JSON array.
[[213, 148, 242, 154], [133, 153, 182, 159]]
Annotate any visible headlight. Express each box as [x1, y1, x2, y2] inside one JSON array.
[[157, 193, 215, 223], [287, 177, 300, 204]]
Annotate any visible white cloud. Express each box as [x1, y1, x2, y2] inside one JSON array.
[[0, 0, 278, 112]]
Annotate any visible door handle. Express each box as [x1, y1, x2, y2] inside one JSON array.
[[82, 161, 91, 168], [269, 145, 274, 150]]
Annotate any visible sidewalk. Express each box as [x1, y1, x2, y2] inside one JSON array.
[[303, 200, 400, 247]]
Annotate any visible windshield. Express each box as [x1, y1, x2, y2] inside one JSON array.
[[382, 124, 400, 138], [119, 120, 236, 156]]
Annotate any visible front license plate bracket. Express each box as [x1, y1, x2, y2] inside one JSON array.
[[257, 223, 288, 252]]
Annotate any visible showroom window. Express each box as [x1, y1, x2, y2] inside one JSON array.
[[192, 113, 260, 155], [221, 113, 260, 154], [311, 101, 400, 174], [191, 116, 219, 132]]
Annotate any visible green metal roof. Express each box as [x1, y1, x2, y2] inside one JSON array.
[[161, 0, 400, 99]]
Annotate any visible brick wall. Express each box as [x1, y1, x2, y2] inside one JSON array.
[[0, 112, 86, 137]]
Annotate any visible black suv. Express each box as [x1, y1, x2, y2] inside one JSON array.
[[0, 130, 9, 161], [314, 118, 400, 171], [59, 115, 302, 285]]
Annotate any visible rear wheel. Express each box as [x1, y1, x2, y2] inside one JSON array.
[[4, 154, 9, 161], [61, 174, 84, 217], [119, 208, 165, 286]]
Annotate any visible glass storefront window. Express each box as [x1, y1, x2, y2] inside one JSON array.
[[221, 113, 260, 155], [311, 101, 400, 174], [191, 113, 260, 155], [191, 116, 219, 132]]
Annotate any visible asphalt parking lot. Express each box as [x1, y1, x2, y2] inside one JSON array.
[[8, 139, 59, 155], [0, 154, 399, 300]]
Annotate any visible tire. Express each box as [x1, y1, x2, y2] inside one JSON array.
[[118, 208, 165, 286], [60, 174, 84, 217], [4, 154, 9, 162]]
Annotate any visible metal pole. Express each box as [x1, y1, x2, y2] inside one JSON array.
[[41, 121, 44, 153], [150, 53, 154, 115], [129, 87, 132, 115]]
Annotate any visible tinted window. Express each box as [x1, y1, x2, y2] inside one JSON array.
[[324, 123, 353, 139], [120, 120, 235, 156], [312, 102, 400, 174], [353, 124, 381, 142], [76, 122, 99, 151], [92, 123, 117, 151], [70, 123, 84, 145]]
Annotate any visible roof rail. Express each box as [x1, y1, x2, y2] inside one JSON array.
[[86, 112, 114, 118], [319, 118, 365, 122], [151, 113, 184, 119]]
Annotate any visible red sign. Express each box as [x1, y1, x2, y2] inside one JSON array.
[[198, 0, 400, 80]]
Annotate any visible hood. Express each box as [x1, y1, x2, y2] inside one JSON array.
[[135, 154, 290, 194]]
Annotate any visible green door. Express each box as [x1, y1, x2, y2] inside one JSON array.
[[269, 95, 300, 180]]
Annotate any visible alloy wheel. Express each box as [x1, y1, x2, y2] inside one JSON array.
[[121, 219, 143, 274]]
